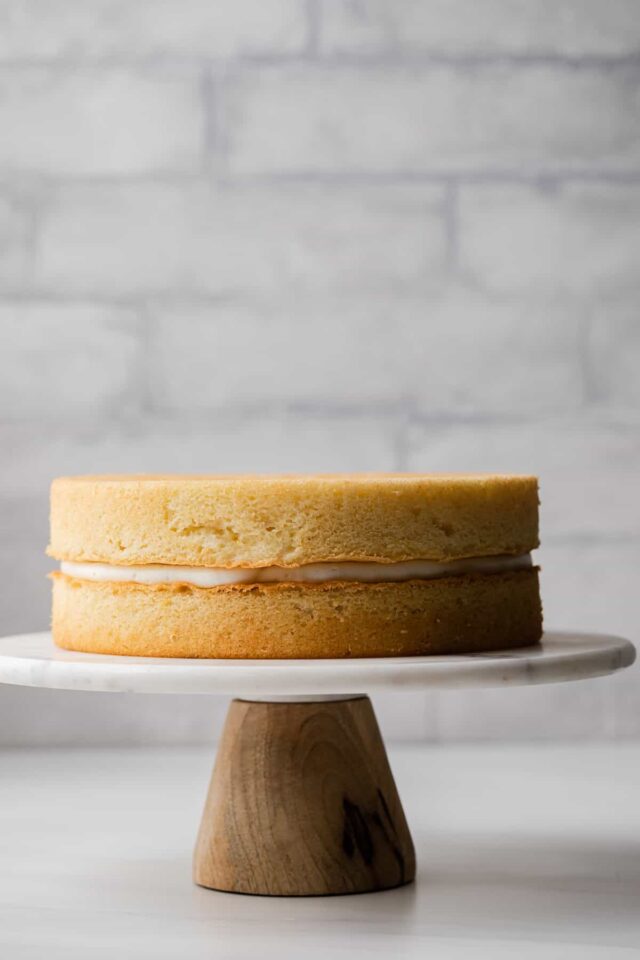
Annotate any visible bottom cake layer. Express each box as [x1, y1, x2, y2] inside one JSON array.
[[51, 568, 542, 658]]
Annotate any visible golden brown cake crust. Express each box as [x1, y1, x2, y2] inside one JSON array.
[[51, 568, 542, 659], [48, 473, 539, 567]]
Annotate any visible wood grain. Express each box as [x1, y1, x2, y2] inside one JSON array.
[[193, 696, 416, 896]]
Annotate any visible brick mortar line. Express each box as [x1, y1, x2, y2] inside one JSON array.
[[0, 172, 213, 190], [1, 405, 639, 429], [2, 293, 640, 315], [0, 292, 149, 308], [200, 64, 217, 172], [129, 306, 157, 420], [3, 171, 640, 191], [405, 410, 640, 430], [214, 170, 640, 186], [293, 51, 640, 70], [304, 0, 321, 58], [0, 51, 312, 71], [442, 183, 458, 275], [0, 405, 404, 425], [392, 416, 413, 472], [579, 314, 602, 406], [0, 295, 638, 311], [541, 533, 640, 546], [0, 52, 639, 70]]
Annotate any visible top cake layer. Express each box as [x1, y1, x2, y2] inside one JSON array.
[[48, 474, 539, 568]]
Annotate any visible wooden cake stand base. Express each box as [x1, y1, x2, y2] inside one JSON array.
[[193, 696, 415, 896], [0, 631, 635, 898]]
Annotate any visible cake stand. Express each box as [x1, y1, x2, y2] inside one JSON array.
[[0, 630, 634, 898]]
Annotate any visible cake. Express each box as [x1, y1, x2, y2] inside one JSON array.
[[48, 473, 542, 658]]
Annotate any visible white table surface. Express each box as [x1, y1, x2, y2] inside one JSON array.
[[1, 744, 639, 959]]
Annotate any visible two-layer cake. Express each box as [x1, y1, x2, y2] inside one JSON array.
[[49, 474, 542, 658]]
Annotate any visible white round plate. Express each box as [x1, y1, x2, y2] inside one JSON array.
[[0, 631, 634, 696]]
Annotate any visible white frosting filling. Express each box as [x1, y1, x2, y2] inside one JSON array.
[[60, 554, 532, 587]]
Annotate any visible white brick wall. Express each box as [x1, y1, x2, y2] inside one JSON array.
[[590, 309, 640, 409], [0, 67, 204, 176], [153, 302, 410, 409], [0, 0, 638, 745], [37, 183, 445, 296], [149, 292, 588, 415], [458, 183, 640, 295], [0, 304, 141, 419], [224, 63, 640, 175], [0, 0, 308, 61], [0, 191, 32, 285], [319, 0, 640, 58]]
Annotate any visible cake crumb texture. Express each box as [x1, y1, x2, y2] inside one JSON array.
[[51, 568, 542, 659], [48, 473, 539, 567]]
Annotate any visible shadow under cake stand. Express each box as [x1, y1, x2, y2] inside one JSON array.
[[0, 631, 634, 897]]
